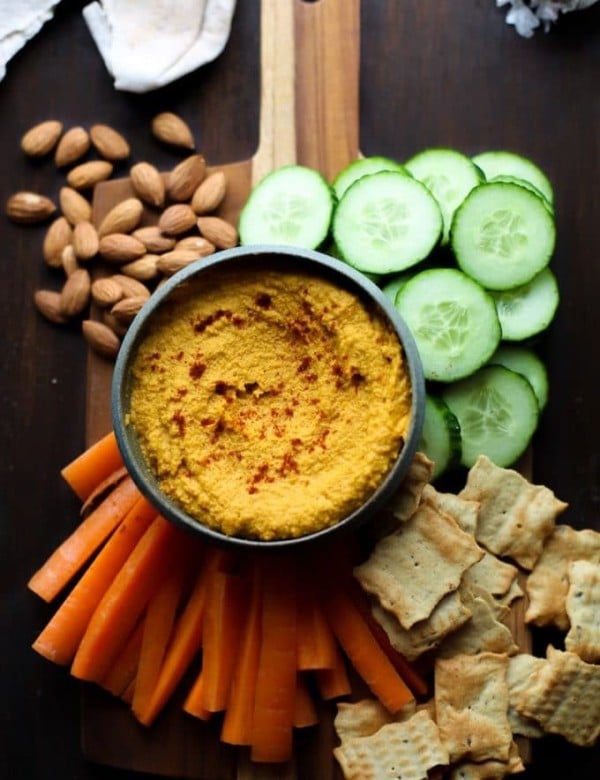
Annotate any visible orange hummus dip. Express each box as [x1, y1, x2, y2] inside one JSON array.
[[127, 265, 412, 540]]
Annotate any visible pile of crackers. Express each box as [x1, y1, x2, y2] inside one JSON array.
[[334, 454, 600, 779]]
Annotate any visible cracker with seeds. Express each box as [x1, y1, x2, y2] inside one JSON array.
[[516, 645, 600, 746], [459, 455, 567, 570], [564, 559, 600, 663], [525, 524, 600, 630], [506, 654, 545, 738], [422, 483, 481, 537], [354, 501, 483, 629], [333, 709, 449, 780], [435, 652, 512, 764]]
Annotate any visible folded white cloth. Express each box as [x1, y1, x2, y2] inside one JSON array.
[[497, 0, 599, 37], [0, 0, 60, 81], [82, 0, 237, 93]]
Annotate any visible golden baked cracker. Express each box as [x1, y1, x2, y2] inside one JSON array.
[[506, 654, 545, 738], [564, 559, 600, 663], [372, 590, 472, 661], [435, 652, 512, 764], [494, 578, 523, 611], [354, 502, 483, 629], [525, 524, 600, 630], [334, 699, 395, 742], [516, 645, 600, 747], [422, 483, 480, 537], [449, 741, 525, 779], [386, 451, 435, 522], [459, 455, 567, 570], [333, 709, 449, 780], [437, 586, 519, 659], [462, 552, 520, 599]]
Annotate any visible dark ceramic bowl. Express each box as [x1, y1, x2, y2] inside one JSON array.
[[112, 245, 425, 551]]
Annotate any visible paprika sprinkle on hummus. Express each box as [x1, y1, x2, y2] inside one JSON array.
[[127, 264, 412, 541]]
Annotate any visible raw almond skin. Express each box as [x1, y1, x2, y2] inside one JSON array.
[[6, 191, 56, 224], [59, 268, 91, 317], [98, 197, 144, 238], [174, 235, 215, 256], [158, 203, 197, 236], [131, 225, 176, 253], [59, 187, 92, 224], [197, 216, 239, 249], [61, 245, 80, 276], [111, 274, 151, 300], [34, 290, 69, 324], [130, 162, 166, 208], [191, 170, 227, 214], [90, 124, 130, 161], [167, 154, 206, 202], [98, 233, 146, 263], [91, 277, 124, 308], [102, 310, 128, 338], [72, 221, 100, 261], [43, 216, 73, 267], [120, 254, 160, 281], [20, 120, 63, 158], [54, 126, 91, 168], [66, 160, 113, 190], [156, 249, 202, 275], [151, 112, 195, 150], [111, 295, 147, 325], [82, 319, 121, 360]]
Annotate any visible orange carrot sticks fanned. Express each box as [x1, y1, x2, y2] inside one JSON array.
[[61, 430, 124, 501], [101, 619, 145, 697]]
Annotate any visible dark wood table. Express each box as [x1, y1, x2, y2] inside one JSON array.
[[1, 1, 599, 778]]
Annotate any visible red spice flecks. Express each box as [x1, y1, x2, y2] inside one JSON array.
[[278, 452, 299, 477], [200, 417, 214, 427], [175, 351, 184, 361], [297, 356, 311, 373], [210, 419, 225, 443], [255, 292, 272, 309], [214, 381, 227, 395], [172, 410, 186, 437], [146, 351, 161, 362], [350, 367, 366, 390], [194, 308, 232, 333], [304, 373, 318, 383], [189, 361, 206, 379], [284, 407, 294, 417], [232, 315, 245, 327], [290, 437, 303, 448]]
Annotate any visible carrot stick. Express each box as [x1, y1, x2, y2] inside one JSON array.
[[61, 431, 124, 501], [131, 557, 189, 720], [134, 546, 233, 727], [80, 465, 129, 516], [182, 670, 212, 720], [71, 515, 186, 683], [31, 496, 157, 665], [250, 556, 298, 764], [323, 586, 414, 713], [294, 674, 318, 728], [101, 620, 145, 697], [121, 677, 136, 705], [296, 583, 338, 671], [315, 642, 352, 701], [221, 561, 263, 746], [28, 475, 143, 603]]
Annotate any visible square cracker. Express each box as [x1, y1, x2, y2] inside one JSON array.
[[565, 559, 600, 663], [422, 483, 480, 537], [334, 699, 396, 742], [459, 455, 567, 570], [525, 524, 600, 630], [506, 654, 545, 738], [386, 451, 435, 522], [462, 552, 520, 599], [516, 645, 600, 747], [435, 652, 512, 764], [354, 501, 483, 629], [448, 740, 525, 779], [333, 709, 449, 780]]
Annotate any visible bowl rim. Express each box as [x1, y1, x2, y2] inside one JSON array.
[[111, 244, 425, 550]]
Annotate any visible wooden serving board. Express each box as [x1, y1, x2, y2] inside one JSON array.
[[82, 0, 531, 774]]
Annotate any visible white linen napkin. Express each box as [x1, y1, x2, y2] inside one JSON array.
[[0, 0, 60, 81]]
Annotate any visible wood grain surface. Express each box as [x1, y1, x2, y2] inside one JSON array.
[[2, 1, 599, 779]]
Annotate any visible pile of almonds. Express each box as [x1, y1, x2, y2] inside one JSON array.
[[6, 112, 240, 360]]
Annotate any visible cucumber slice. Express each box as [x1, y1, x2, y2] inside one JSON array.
[[332, 156, 409, 200], [490, 174, 554, 214], [490, 267, 559, 341], [238, 164, 334, 249], [471, 150, 554, 205], [442, 364, 539, 468], [380, 272, 413, 304], [332, 171, 443, 275], [418, 394, 462, 480], [404, 147, 483, 245], [394, 268, 501, 382], [451, 182, 556, 291], [488, 344, 549, 411]]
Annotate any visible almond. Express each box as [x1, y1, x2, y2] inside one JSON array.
[[102, 310, 128, 338], [158, 203, 197, 236], [66, 160, 113, 190], [111, 295, 147, 325], [43, 216, 73, 267], [6, 191, 56, 224], [91, 277, 124, 308], [82, 319, 120, 360], [191, 171, 227, 214], [167, 154, 206, 202], [120, 254, 161, 281], [111, 274, 151, 300], [59, 268, 91, 317], [34, 290, 69, 324], [196, 216, 239, 249], [156, 249, 201, 276], [131, 225, 176, 253], [72, 220, 100, 261], [98, 197, 144, 238], [151, 112, 195, 150], [130, 162, 166, 208], [59, 187, 92, 224], [174, 235, 215, 256], [20, 120, 63, 157], [90, 124, 130, 161], [54, 126, 91, 168], [61, 245, 80, 276], [98, 233, 146, 263]]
